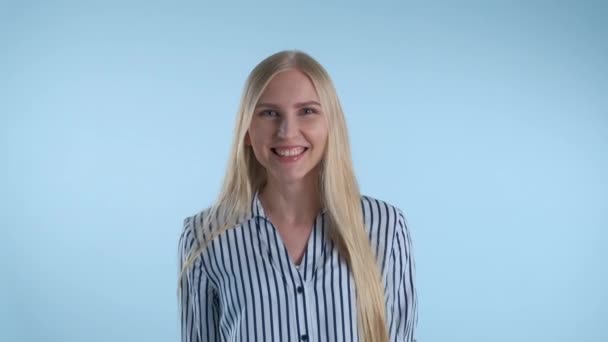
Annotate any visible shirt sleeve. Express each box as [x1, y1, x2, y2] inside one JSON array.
[[389, 210, 419, 342], [178, 216, 220, 342]]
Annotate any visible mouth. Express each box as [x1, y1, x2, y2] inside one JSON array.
[[271, 146, 309, 162]]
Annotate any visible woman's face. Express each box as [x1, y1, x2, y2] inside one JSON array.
[[246, 69, 328, 186]]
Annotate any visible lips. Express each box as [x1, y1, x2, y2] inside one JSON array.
[[271, 146, 308, 157], [271, 146, 308, 162]]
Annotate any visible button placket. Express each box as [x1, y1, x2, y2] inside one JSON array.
[[296, 273, 309, 342]]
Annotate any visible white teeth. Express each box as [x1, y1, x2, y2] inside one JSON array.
[[275, 147, 306, 157]]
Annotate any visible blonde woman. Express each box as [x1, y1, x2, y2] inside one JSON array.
[[178, 50, 418, 342]]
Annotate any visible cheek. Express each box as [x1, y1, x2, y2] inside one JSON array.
[[303, 119, 328, 143], [310, 125, 329, 147], [248, 122, 274, 147]]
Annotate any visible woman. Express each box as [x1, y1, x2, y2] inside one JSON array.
[[178, 50, 418, 342]]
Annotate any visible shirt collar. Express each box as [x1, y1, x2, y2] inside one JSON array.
[[251, 189, 267, 219]]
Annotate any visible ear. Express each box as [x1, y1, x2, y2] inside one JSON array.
[[244, 132, 251, 146]]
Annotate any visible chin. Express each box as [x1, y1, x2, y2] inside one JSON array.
[[269, 169, 317, 186]]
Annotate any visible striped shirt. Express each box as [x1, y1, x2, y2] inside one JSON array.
[[178, 191, 418, 342]]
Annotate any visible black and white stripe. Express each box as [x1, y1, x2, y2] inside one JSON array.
[[178, 191, 418, 342]]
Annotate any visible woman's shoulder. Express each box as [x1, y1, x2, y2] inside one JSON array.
[[359, 194, 409, 243], [179, 204, 251, 251], [360, 194, 407, 220], [182, 206, 214, 228], [178, 206, 214, 259]]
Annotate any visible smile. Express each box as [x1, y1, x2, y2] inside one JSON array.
[[272, 147, 307, 156], [271, 147, 308, 162]]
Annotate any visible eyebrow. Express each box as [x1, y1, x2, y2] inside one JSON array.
[[255, 100, 321, 109]]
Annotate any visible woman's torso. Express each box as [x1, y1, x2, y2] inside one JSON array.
[[179, 193, 415, 342]]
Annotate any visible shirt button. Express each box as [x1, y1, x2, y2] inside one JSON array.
[[301, 334, 308, 341], [296, 286, 303, 294]]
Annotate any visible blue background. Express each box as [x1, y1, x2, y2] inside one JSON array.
[[1, 1, 606, 341]]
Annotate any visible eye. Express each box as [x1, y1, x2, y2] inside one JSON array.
[[260, 110, 278, 117], [302, 107, 317, 115]]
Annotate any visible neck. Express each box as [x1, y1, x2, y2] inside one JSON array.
[[259, 176, 322, 226]]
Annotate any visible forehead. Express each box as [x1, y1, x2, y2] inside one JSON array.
[[257, 69, 319, 105]]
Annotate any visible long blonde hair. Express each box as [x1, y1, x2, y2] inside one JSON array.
[[178, 50, 388, 342]]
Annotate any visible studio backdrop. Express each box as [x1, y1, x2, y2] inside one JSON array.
[[1, 1, 606, 341]]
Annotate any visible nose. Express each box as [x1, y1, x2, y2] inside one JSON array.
[[276, 115, 299, 139]]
